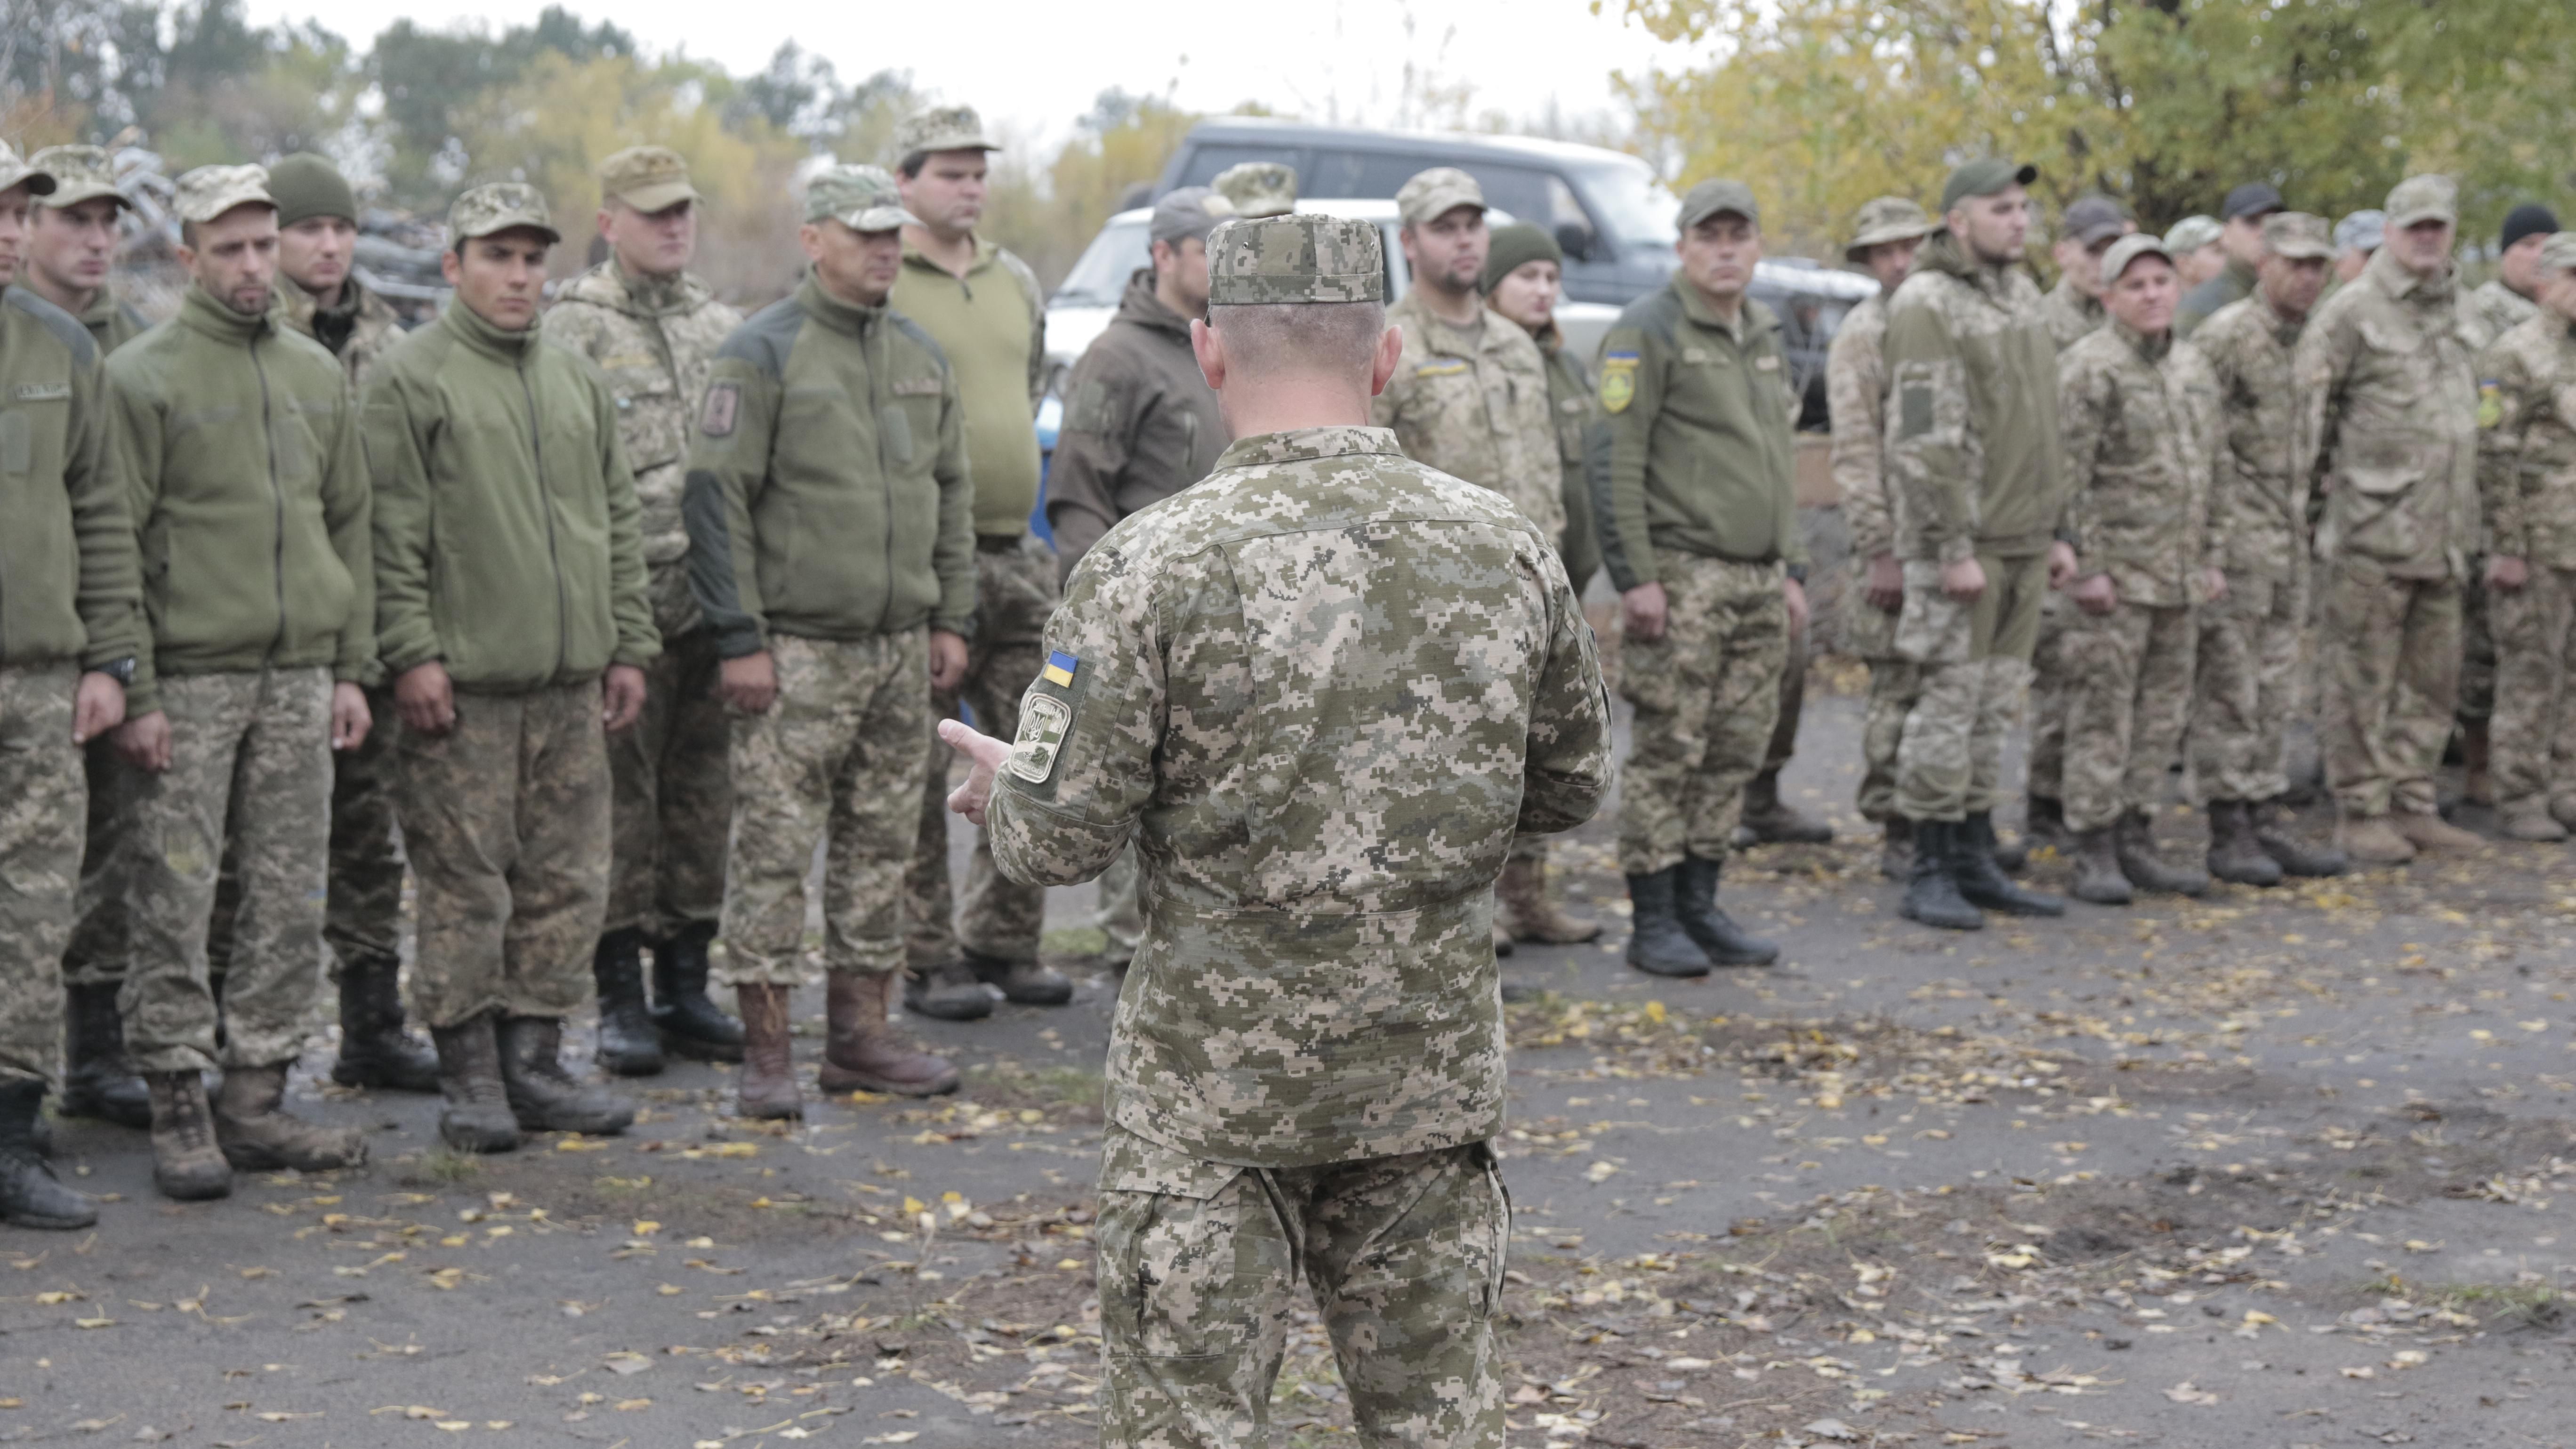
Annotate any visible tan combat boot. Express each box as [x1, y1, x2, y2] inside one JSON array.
[[819, 973, 958, 1098], [1497, 856, 1602, 945], [215, 1063, 367, 1172], [733, 983, 804, 1120], [2500, 799, 2570, 842], [2390, 809, 2484, 853], [2334, 814, 2416, 866], [145, 1071, 232, 1201]]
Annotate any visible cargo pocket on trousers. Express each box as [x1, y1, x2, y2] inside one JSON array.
[[1473, 1140, 1511, 1318], [1096, 1129, 1257, 1364], [1895, 562, 1971, 666]]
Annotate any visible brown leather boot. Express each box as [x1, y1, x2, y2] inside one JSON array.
[[733, 983, 803, 1120], [2334, 814, 2416, 866], [214, 1062, 366, 1171], [145, 1072, 231, 1201], [2390, 808, 2484, 853], [819, 973, 958, 1097], [1497, 856, 1602, 944]]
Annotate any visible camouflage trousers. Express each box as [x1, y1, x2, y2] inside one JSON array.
[[61, 740, 133, 988], [1761, 618, 1807, 776], [1095, 1125, 1508, 1449], [607, 625, 731, 940], [203, 682, 406, 982], [2024, 592, 2070, 802], [394, 682, 610, 1029], [1615, 555, 1788, 875], [2058, 603, 2197, 834], [908, 534, 1056, 966], [0, 666, 84, 1086], [723, 632, 929, 985], [2488, 564, 2576, 811], [1846, 559, 1919, 823], [1895, 551, 2048, 823], [2189, 573, 2305, 805], [2459, 564, 2495, 724], [117, 669, 333, 1074], [1093, 839, 1146, 958], [2318, 561, 2460, 819]]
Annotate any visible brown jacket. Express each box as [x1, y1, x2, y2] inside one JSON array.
[[1046, 269, 1226, 581]]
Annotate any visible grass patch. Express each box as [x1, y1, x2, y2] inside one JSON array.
[[403, 1148, 483, 1185], [1041, 925, 1110, 959]]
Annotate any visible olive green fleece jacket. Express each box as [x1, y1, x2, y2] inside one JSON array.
[[0, 286, 141, 671], [683, 275, 977, 658], [363, 298, 658, 693], [890, 238, 1045, 538], [106, 286, 374, 716]]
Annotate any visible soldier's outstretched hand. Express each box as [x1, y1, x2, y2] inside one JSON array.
[[937, 718, 1012, 827]]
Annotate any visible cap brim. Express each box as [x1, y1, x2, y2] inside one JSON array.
[[2012, 163, 2039, 186], [2, 168, 57, 196], [614, 181, 700, 213], [1406, 195, 1486, 227], [2269, 240, 2334, 261], [2387, 207, 2455, 230], [1843, 224, 1930, 260], [461, 221, 564, 244], [42, 181, 125, 209], [2073, 221, 2126, 246], [838, 205, 921, 233], [1680, 203, 1757, 231]]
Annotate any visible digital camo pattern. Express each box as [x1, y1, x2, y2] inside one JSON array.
[[1894, 552, 2050, 821], [276, 277, 405, 389], [2465, 277, 2540, 352], [983, 427, 1612, 1168], [326, 684, 405, 968], [2479, 312, 2576, 805], [2489, 565, 2576, 810], [2038, 275, 2104, 352], [1829, 293, 1897, 571], [1373, 289, 1564, 542], [0, 667, 83, 1085], [1094, 1125, 1507, 1449], [118, 669, 332, 1074], [2196, 292, 2319, 586], [1859, 659, 1922, 823], [1205, 215, 1384, 306], [2191, 573, 2306, 805], [723, 631, 928, 985], [2317, 564, 2460, 818], [607, 627, 730, 939], [1616, 554, 1787, 875], [2056, 322, 2218, 608], [394, 683, 611, 1028], [448, 181, 554, 241], [2057, 604, 2197, 832]]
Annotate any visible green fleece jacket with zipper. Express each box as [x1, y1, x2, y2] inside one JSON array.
[[105, 285, 372, 716], [363, 298, 657, 693], [0, 285, 140, 672], [682, 275, 977, 660]]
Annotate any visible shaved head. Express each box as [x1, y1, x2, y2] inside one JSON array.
[[1206, 300, 1389, 382]]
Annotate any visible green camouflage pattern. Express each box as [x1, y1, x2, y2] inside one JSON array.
[[276, 276, 405, 390], [1844, 195, 1931, 258], [1205, 216, 1384, 306], [1829, 292, 1899, 607], [29, 145, 119, 209], [2058, 604, 2198, 832], [170, 163, 271, 224], [2477, 310, 2576, 806], [1616, 554, 1787, 875], [2056, 321, 2219, 608], [2463, 278, 2537, 351], [722, 631, 928, 985], [2196, 291, 2321, 585], [447, 181, 558, 242], [1895, 551, 2050, 821], [1210, 162, 1295, 220], [1396, 167, 1484, 228], [116, 669, 332, 1073], [1374, 289, 1563, 542], [0, 666, 83, 1085], [893, 105, 998, 159], [2384, 174, 2458, 230], [983, 426, 1611, 1167], [1094, 1125, 1507, 1449], [2190, 573, 2307, 804], [2490, 565, 2576, 810], [607, 627, 730, 939], [803, 164, 918, 231], [2317, 566, 2460, 818], [2039, 274, 2105, 352]]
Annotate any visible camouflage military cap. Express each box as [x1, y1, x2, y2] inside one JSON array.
[[1678, 178, 1760, 231], [1940, 159, 2037, 214], [598, 145, 699, 212], [0, 140, 57, 199], [2385, 174, 2457, 229], [804, 164, 920, 232], [31, 145, 123, 209], [449, 182, 561, 244], [894, 105, 997, 161], [2334, 209, 2385, 254], [2260, 211, 2334, 261], [1206, 214, 1384, 305], [172, 164, 274, 225], [1843, 195, 1930, 261], [1398, 167, 1485, 228], [2539, 232, 2576, 276], [1212, 161, 1296, 219], [1148, 186, 1233, 247], [2163, 214, 2222, 256], [2099, 232, 2171, 285]]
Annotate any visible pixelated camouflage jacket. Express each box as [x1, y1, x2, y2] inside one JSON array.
[[2039, 274, 2104, 352], [2293, 245, 2479, 581], [983, 426, 1613, 1168], [276, 276, 405, 390], [1828, 291, 1895, 560], [1374, 288, 1564, 544], [2196, 290, 2319, 586], [2057, 319, 2218, 607], [2465, 277, 2540, 353], [0, 285, 140, 671], [2476, 310, 2576, 570]]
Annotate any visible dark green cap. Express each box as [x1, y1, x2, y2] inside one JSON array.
[[268, 153, 357, 229], [1480, 223, 1562, 294], [1677, 178, 1759, 231], [1941, 159, 2038, 215]]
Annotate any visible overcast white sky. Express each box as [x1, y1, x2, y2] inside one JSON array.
[[249, 0, 1694, 147]]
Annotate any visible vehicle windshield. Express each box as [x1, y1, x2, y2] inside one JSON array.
[[1054, 216, 1150, 307], [1585, 160, 1681, 249]]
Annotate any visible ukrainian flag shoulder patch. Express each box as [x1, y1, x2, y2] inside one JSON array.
[[1041, 650, 1079, 688]]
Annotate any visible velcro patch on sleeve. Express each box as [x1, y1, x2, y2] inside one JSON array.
[[700, 382, 739, 437], [1005, 693, 1072, 784], [891, 377, 944, 396], [1899, 383, 1933, 439]]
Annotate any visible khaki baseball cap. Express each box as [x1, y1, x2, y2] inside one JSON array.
[[1212, 161, 1296, 219], [1940, 159, 2037, 214], [449, 182, 561, 244], [172, 164, 274, 225], [894, 105, 997, 160], [1397, 167, 1484, 228], [1678, 178, 1760, 231], [31, 145, 122, 209], [1207, 214, 1384, 306], [0, 140, 57, 198], [2385, 174, 2457, 230], [2164, 215, 2222, 255], [805, 165, 919, 232], [2100, 233, 2172, 284], [1843, 195, 1930, 261], [598, 145, 699, 212], [2261, 211, 2334, 261], [2538, 232, 2576, 274]]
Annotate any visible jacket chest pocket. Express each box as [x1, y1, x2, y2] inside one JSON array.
[[607, 367, 679, 468], [0, 409, 30, 475], [1412, 359, 1493, 432], [878, 403, 916, 466]]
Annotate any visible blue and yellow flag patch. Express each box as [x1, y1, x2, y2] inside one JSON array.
[[1041, 650, 1079, 688]]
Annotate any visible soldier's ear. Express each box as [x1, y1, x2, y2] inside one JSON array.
[[1368, 324, 1404, 396], [1191, 316, 1226, 391]]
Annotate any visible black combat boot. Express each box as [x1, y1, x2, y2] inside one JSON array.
[[0, 1082, 94, 1230], [1674, 856, 1779, 966], [2253, 798, 2348, 877], [2117, 810, 2209, 896], [429, 1014, 520, 1154], [1622, 869, 1711, 977], [904, 960, 996, 1021], [330, 951, 440, 1093], [60, 982, 150, 1129], [1956, 812, 2064, 916], [497, 1017, 636, 1135], [966, 948, 1074, 1006], [1741, 769, 1834, 844], [591, 929, 664, 1077], [2069, 828, 2133, 905], [2023, 795, 2072, 852], [650, 922, 745, 1061], [1899, 820, 1984, 931], [2205, 799, 2285, 887]]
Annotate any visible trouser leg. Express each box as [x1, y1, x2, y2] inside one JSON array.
[[0, 667, 81, 1086], [496, 684, 610, 1022], [396, 692, 530, 1030], [955, 537, 1058, 964], [821, 633, 932, 980], [2059, 604, 2151, 834], [2490, 565, 2573, 809], [2320, 562, 2413, 819], [201, 672, 333, 1070]]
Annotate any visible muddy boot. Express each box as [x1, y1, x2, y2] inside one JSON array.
[[903, 960, 995, 1022], [1499, 855, 1602, 944], [497, 1017, 634, 1135], [733, 983, 803, 1121], [1956, 812, 2063, 915], [1675, 856, 1779, 966], [819, 973, 959, 1097], [2462, 720, 2495, 806], [2022, 795, 2072, 853], [1622, 869, 1711, 977], [214, 1062, 366, 1172], [60, 982, 150, 1129], [430, 1015, 520, 1153], [1877, 817, 1915, 881], [330, 951, 440, 1093], [590, 929, 664, 1078], [651, 923, 745, 1062], [2334, 813, 2416, 866], [2205, 799, 2285, 886], [145, 1071, 231, 1201], [1741, 768, 1834, 844], [967, 948, 1073, 1006], [2252, 799, 2348, 877], [2116, 811, 2209, 895], [0, 1082, 94, 1230], [1899, 821, 1983, 931], [2391, 808, 2485, 853]]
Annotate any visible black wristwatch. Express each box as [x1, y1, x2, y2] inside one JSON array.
[[94, 656, 136, 685], [1786, 563, 1809, 585]]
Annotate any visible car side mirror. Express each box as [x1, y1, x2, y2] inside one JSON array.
[[1554, 221, 1595, 264]]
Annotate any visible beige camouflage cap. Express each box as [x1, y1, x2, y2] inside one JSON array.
[[2385, 174, 2457, 229], [2163, 214, 2222, 255], [449, 182, 561, 244], [172, 164, 274, 225], [2538, 232, 2576, 274], [1397, 167, 1484, 228], [598, 145, 699, 212], [2261, 210, 2334, 261], [0, 140, 57, 198], [1678, 178, 1761, 231], [1843, 195, 1930, 260], [1207, 214, 1385, 305], [31, 145, 122, 209], [894, 105, 997, 160], [2100, 232, 2172, 284], [805, 164, 919, 232], [1212, 161, 1295, 219]]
